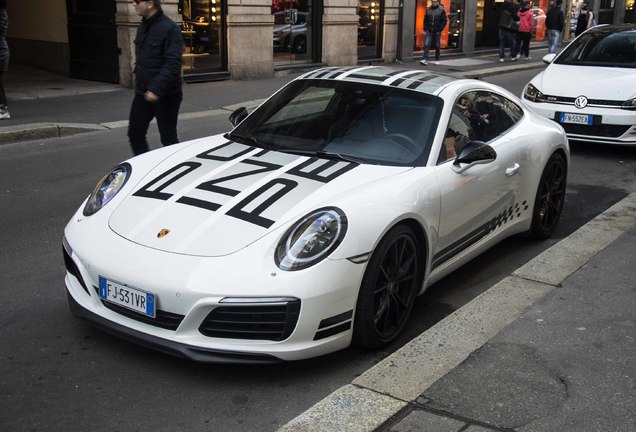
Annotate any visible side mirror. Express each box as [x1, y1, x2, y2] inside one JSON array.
[[452, 141, 497, 173], [229, 107, 248, 126], [542, 53, 557, 64]]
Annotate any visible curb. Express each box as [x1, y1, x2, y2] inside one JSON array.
[[277, 192, 636, 432], [0, 122, 111, 145], [0, 99, 267, 146]]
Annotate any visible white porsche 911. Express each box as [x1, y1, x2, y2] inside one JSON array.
[[63, 66, 569, 363], [523, 24, 636, 145]]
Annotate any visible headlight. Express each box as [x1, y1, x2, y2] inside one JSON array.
[[523, 83, 546, 102], [621, 98, 636, 110], [83, 163, 131, 216], [275, 207, 347, 271]]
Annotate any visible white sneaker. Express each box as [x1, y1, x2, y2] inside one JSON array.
[[515, 53, 521, 60], [499, 58, 505, 63], [419, 59, 428, 65], [0, 110, 10, 120], [434, 60, 440, 65], [524, 56, 531, 61]]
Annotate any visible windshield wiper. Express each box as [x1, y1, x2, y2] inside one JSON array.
[[275, 148, 366, 164], [225, 131, 263, 147], [315, 150, 366, 164]]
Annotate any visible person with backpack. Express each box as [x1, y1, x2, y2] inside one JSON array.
[[495, 0, 520, 62]]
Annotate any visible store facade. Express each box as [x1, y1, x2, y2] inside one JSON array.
[[5, 0, 633, 86]]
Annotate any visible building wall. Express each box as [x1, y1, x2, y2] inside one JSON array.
[[6, 0, 70, 75]]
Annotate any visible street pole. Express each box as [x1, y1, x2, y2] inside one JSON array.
[[564, 0, 574, 41]]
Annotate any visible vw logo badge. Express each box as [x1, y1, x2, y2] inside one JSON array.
[[574, 96, 588, 109]]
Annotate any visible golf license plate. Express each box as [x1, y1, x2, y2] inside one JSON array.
[[559, 112, 593, 125], [99, 276, 156, 318]]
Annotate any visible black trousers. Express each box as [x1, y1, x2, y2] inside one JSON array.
[[128, 91, 182, 155], [516, 31, 532, 58]]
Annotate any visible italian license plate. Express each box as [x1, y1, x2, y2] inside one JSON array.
[[99, 276, 156, 318], [559, 112, 593, 125]]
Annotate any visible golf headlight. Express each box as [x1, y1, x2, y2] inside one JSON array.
[[524, 83, 545, 102], [275, 207, 347, 271], [621, 98, 636, 110], [83, 163, 131, 216]]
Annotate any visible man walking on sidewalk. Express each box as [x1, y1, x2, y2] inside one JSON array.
[[420, 0, 447, 66], [128, 0, 184, 156], [546, 0, 564, 54]]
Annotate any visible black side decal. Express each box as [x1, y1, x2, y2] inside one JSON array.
[[432, 201, 530, 269]]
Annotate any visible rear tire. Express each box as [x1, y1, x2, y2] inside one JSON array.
[[353, 225, 421, 349], [529, 152, 567, 239]]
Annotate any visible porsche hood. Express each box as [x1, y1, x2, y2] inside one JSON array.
[[108, 139, 409, 257]]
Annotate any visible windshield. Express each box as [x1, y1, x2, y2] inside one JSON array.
[[227, 79, 443, 166], [555, 29, 636, 68]]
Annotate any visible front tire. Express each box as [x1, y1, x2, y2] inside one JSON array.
[[353, 225, 422, 349], [529, 152, 567, 239]]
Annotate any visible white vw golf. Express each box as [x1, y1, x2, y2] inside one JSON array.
[[63, 66, 569, 363], [523, 24, 636, 145]]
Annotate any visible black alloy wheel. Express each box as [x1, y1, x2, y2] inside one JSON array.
[[353, 225, 421, 349], [530, 152, 567, 239]]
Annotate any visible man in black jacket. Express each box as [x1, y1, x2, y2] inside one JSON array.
[[129, 0, 184, 155], [419, 0, 447, 66]]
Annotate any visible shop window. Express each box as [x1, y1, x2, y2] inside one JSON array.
[[272, 0, 314, 65], [358, 0, 383, 59], [179, 0, 226, 72]]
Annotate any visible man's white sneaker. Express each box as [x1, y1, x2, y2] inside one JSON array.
[[499, 58, 505, 62], [419, 59, 428, 65], [0, 110, 10, 120], [434, 60, 440, 65]]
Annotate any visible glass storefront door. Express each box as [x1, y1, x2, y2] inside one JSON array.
[[272, 0, 314, 65], [357, 0, 383, 59], [178, 0, 227, 76]]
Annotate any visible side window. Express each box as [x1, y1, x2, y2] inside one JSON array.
[[439, 91, 482, 163], [472, 92, 524, 140], [440, 111, 474, 163]]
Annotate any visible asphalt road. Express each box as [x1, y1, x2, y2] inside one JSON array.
[[0, 69, 634, 432]]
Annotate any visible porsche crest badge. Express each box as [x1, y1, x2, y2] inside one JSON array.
[[157, 229, 170, 238]]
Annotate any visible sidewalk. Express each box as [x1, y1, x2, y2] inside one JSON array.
[[278, 193, 636, 432], [0, 47, 549, 145]]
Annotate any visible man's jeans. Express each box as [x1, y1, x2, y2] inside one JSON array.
[[424, 31, 442, 61], [548, 29, 561, 54], [498, 28, 518, 59]]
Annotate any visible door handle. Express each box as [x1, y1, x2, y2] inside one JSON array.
[[505, 163, 520, 176]]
